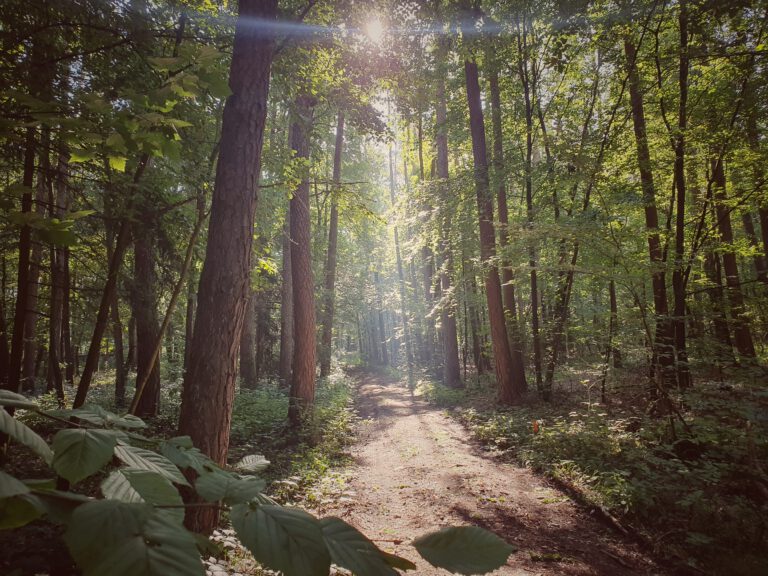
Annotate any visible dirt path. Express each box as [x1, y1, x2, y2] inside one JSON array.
[[313, 370, 664, 575]]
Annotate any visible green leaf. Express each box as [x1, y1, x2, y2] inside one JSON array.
[[234, 454, 270, 474], [380, 550, 417, 571], [0, 470, 30, 498], [0, 390, 37, 409], [412, 526, 515, 575], [109, 155, 128, 172], [320, 517, 400, 576], [195, 470, 265, 504], [69, 148, 95, 163], [32, 489, 91, 524], [114, 445, 189, 486], [102, 469, 184, 524], [231, 503, 331, 576], [64, 500, 204, 576], [66, 209, 96, 221], [0, 494, 44, 529], [160, 439, 212, 474], [52, 429, 119, 484], [0, 407, 53, 464], [106, 132, 126, 151]]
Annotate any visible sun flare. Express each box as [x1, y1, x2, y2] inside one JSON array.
[[364, 17, 385, 43]]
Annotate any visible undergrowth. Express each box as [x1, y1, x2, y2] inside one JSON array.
[[417, 372, 768, 576]]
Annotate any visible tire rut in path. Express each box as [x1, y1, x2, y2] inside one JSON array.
[[314, 370, 665, 575]]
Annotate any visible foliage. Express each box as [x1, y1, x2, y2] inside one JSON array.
[[418, 377, 768, 575], [0, 391, 515, 576]]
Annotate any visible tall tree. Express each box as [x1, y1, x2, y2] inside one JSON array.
[[177, 0, 278, 533], [319, 111, 344, 378], [463, 52, 523, 404], [435, 37, 461, 389], [287, 95, 318, 426]]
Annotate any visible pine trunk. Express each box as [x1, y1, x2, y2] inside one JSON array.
[[177, 0, 277, 534], [464, 58, 522, 404], [288, 95, 318, 426]]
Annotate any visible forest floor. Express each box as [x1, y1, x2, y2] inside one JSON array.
[[311, 368, 665, 576]]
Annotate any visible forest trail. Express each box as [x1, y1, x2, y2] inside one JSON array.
[[315, 370, 664, 576]]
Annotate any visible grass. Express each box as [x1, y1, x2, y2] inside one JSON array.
[[415, 368, 768, 576]]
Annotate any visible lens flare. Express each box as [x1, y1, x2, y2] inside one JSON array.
[[364, 18, 385, 43]]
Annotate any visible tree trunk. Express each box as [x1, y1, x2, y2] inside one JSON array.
[[126, 314, 136, 372], [488, 62, 527, 391], [319, 111, 344, 378], [389, 144, 414, 378], [288, 95, 318, 426], [624, 38, 676, 392], [183, 282, 196, 373], [463, 57, 522, 404], [239, 292, 258, 389], [48, 142, 69, 403], [712, 157, 756, 358], [671, 0, 691, 389], [132, 225, 160, 417], [177, 0, 277, 534], [703, 249, 735, 365], [374, 272, 389, 366], [515, 21, 544, 395], [278, 210, 293, 387], [435, 39, 461, 388], [741, 212, 768, 285], [6, 127, 37, 395], [106, 223, 127, 407], [73, 154, 149, 408], [22, 136, 48, 394]]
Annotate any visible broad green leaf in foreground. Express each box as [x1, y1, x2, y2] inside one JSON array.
[[231, 503, 331, 576], [52, 429, 120, 484], [320, 516, 404, 576], [0, 407, 53, 464], [195, 470, 265, 504], [0, 390, 37, 409], [114, 445, 189, 486], [0, 469, 30, 498], [102, 469, 184, 523], [64, 500, 203, 576], [413, 526, 515, 575], [0, 493, 43, 529], [161, 438, 213, 474]]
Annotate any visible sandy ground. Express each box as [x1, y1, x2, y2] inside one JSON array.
[[312, 370, 666, 576]]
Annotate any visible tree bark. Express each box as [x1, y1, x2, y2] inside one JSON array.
[[48, 143, 69, 403], [319, 111, 344, 378], [177, 0, 277, 534], [515, 20, 543, 395], [390, 144, 414, 378], [671, 0, 691, 388], [712, 157, 756, 358], [488, 62, 527, 391], [239, 292, 258, 389], [435, 38, 462, 388], [624, 38, 676, 393], [374, 272, 389, 366], [132, 225, 160, 417], [463, 57, 522, 404], [278, 210, 294, 387], [288, 95, 317, 426], [183, 282, 196, 373], [73, 154, 149, 408], [6, 126, 37, 395]]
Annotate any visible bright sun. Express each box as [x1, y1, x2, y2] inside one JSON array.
[[364, 18, 385, 43]]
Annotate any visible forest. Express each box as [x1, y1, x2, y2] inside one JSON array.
[[1, 0, 767, 574]]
